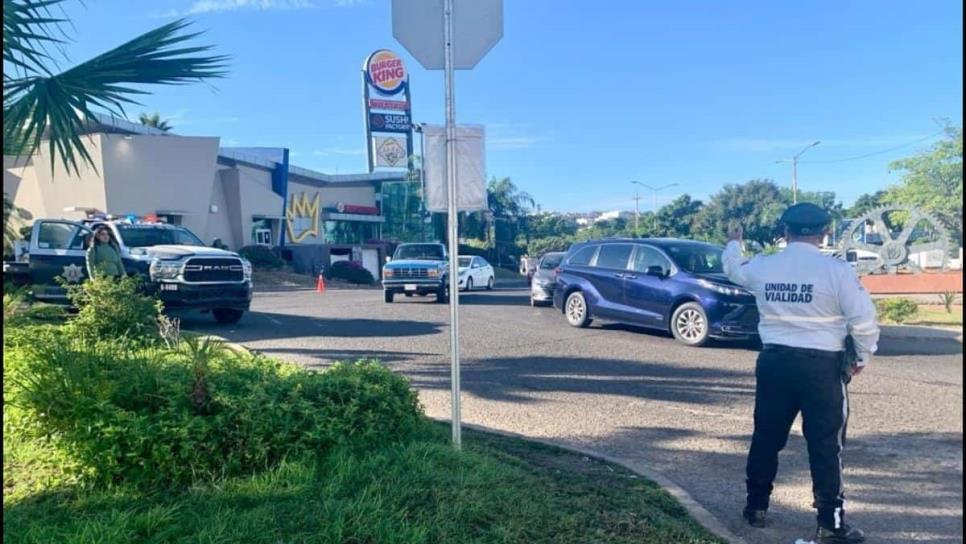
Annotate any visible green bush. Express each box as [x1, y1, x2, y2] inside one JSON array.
[[238, 245, 285, 270], [875, 297, 919, 324], [3, 288, 65, 329], [65, 276, 163, 345], [326, 260, 375, 284], [4, 328, 424, 489]]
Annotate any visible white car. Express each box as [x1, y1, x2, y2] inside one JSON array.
[[458, 255, 495, 291]]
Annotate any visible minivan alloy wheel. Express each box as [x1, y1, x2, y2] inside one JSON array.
[[675, 308, 706, 341], [565, 292, 591, 327]]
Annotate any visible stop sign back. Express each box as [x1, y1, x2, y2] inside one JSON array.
[[391, 0, 503, 70]]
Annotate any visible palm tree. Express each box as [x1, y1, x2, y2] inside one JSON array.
[[138, 112, 174, 132], [3, 0, 228, 175], [487, 177, 534, 218]]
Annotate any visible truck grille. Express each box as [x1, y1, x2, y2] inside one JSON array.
[[392, 268, 430, 280], [183, 258, 244, 283]]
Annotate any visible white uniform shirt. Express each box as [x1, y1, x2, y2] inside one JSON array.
[[722, 241, 880, 365]]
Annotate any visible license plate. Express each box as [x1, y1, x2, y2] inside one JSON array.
[[404, 284, 418, 291], [161, 283, 178, 292]]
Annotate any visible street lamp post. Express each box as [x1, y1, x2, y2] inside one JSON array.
[[777, 140, 821, 204], [631, 181, 679, 233]]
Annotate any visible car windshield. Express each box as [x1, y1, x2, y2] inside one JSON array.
[[459, 257, 472, 267], [663, 244, 724, 274], [116, 225, 205, 248], [394, 244, 444, 260], [539, 253, 564, 269]]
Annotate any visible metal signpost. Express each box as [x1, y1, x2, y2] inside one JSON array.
[[392, 0, 503, 450]]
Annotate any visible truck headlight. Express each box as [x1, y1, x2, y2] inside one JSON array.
[[427, 268, 439, 278], [697, 278, 750, 297], [242, 259, 253, 281], [383, 268, 394, 278], [150, 259, 181, 281]]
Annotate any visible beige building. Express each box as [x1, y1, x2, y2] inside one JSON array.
[[4, 115, 406, 277]]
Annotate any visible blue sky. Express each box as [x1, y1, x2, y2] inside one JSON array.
[[56, 0, 962, 212]]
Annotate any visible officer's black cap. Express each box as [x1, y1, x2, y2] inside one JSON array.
[[780, 203, 830, 236]]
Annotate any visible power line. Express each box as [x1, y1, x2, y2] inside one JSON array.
[[796, 132, 945, 164]]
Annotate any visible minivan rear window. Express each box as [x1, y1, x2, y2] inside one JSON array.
[[567, 245, 597, 266]]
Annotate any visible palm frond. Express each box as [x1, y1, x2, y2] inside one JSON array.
[[3, 0, 68, 76], [3, 17, 228, 174]]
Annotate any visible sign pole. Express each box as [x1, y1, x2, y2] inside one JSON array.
[[443, 0, 462, 451], [392, 0, 503, 451], [363, 70, 374, 173]]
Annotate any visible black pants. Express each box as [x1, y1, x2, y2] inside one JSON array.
[[746, 345, 849, 528]]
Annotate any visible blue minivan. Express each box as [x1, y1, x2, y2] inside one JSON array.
[[552, 238, 759, 346]]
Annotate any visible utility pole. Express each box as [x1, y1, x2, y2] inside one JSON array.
[[777, 140, 820, 204]]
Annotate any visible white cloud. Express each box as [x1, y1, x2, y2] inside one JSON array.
[[713, 135, 927, 154], [177, 0, 317, 16], [488, 136, 541, 150], [312, 147, 365, 156], [485, 122, 548, 150]]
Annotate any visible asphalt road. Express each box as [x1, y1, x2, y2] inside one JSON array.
[[185, 284, 964, 544]]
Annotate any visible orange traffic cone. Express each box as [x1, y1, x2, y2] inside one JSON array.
[[316, 273, 326, 294]]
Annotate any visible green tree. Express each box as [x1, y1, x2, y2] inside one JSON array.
[[653, 195, 703, 238], [4, 1, 227, 174], [884, 125, 963, 245], [694, 180, 786, 245], [487, 177, 534, 218], [781, 189, 844, 221], [527, 213, 578, 239], [847, 190, 887, 218], [138, 112, 174, 132]]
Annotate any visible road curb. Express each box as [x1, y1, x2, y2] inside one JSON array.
[[880, 325, 963, 343], [438, 419, 748, 544]]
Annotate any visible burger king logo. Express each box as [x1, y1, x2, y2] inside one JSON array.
[[365, 49, 407, 95]]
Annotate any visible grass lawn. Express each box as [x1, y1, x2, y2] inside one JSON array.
[[3, 423, 725, 544], [902, 304, 963, 327]]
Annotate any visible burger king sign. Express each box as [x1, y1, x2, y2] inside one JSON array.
[[365, 49, 408, 96]]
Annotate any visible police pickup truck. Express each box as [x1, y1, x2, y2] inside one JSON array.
[[4, 215, 253, 324], [382, 243, 450, 303]]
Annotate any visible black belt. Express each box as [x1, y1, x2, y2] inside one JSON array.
[[762, 344, 844, 360]]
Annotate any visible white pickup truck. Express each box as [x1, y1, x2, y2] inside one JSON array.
[[4, 216, 253, 324]]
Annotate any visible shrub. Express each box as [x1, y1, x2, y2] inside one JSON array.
[[238, 245, 284, 270], [938, 291, 960, 314], [326, 260, 375, 284], [4, 328, 424, 489], [65, 276, 163, 346], [875, 297, 919, 324], [3, 288, 65, 329]]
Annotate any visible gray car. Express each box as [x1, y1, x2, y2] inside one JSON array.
[[530, 251, 566, 306]]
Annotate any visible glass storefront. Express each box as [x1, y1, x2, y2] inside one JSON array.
[[380, 180, 435, 242], [321, 220, 378, 244]]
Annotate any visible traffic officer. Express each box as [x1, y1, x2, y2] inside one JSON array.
[[722, 203, 879, 544]]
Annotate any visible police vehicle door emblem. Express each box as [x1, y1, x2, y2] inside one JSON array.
[[62, 263, 85, 283]]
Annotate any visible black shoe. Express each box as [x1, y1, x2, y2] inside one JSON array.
[[816, 523, 866, 543], [742, 508, 768, 528]]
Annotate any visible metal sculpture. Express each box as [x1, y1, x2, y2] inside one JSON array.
[[837, 206, 952, 275]]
